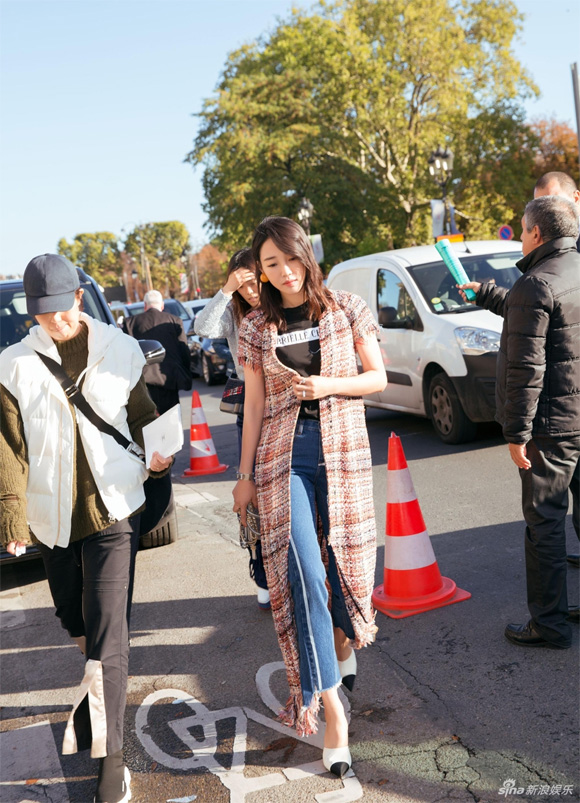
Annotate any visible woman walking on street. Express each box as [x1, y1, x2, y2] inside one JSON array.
[[0, 254, 172, 803], [232, 217, 386, 777], [193, 248, 271, 609]]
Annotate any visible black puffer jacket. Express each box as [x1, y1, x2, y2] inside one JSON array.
[[476, 237, 580, 443]]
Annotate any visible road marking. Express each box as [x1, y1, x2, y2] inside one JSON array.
[[134, 662, 363, 801]]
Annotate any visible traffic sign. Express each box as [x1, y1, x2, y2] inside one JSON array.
[[498, 225, 514, 240]]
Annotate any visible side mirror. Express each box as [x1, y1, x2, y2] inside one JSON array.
[[138, 339, 165, 365]]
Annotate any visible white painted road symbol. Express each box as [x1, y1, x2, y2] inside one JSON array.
[[135, 662, 362, 802]]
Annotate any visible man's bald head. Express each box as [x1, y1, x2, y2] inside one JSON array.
[[534, 172, 580, 211]]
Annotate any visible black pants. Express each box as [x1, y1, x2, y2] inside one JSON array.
[[38, 522, 134, 757], [521, 435, 580, 647]]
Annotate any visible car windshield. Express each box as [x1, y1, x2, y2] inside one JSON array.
[[407, 251, 522, 314]]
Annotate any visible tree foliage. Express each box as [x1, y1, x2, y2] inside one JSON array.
[[57, 232, 123, 287], [187, 0, 538, 262], [530, 117, 580, 183], [123, 221, 191, 295]]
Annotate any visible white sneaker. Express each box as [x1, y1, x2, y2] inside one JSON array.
[[257, 587, 271, 610]]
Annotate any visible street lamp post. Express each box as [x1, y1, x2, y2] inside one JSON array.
[[297, 197, 314, 237], [427, 146, 454, 235]]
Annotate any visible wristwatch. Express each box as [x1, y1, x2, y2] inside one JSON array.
[[236, 472, 254, 481]]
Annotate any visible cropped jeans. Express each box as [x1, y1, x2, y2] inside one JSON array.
[[289, 419, 354, 710]]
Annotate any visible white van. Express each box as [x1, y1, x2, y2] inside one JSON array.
[[326, 240, 523, 443]]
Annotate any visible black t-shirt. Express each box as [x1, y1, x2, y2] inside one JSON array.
[[276, 302, 320, 420]]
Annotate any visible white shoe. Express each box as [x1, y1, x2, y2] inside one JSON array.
[[323, 746, 352, 778], [256, 587, 271, 610], [337, 649, 357, 691]]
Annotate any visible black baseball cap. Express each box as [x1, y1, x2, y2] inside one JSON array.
[[23, 254, 80, 316]]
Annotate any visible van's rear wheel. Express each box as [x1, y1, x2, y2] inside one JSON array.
[[428, 372, 477, 444]]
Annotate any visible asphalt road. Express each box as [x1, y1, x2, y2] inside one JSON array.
[[1, 379, 578, 803]]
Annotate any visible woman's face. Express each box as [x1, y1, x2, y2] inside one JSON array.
[[35, 290, 84, 342], [237, 275, 260, 308], [259, 238, 306, 307]]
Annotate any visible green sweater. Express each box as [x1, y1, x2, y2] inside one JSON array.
[[0, 322, 161, 546]]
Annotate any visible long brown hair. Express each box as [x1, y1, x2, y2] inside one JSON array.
[[227, 248, 256, 325], [251, 216, 333, 330]]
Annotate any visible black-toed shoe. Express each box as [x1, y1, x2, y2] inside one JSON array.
[[323, 746, 352, 778], [337, 649, 357, 692], [504, 621, 569, 650], [567, 606, 580, 623], [566, 554, 580, 568]]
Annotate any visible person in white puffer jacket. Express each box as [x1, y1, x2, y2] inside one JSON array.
[[0, 254, 172, 803]]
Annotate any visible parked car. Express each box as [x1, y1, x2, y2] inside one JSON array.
[[0, 268, 179, 563], [189, 335, 234, 385], [121, 298, 194, 333], [326, 239, 523, 444], [182, 298, 211, 320]]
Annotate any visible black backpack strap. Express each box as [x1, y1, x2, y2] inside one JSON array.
[[34, 350, 144, 459]]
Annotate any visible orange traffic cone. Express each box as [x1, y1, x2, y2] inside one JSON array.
[[372, 432, 471, 619], [183, 391, 228, 477]]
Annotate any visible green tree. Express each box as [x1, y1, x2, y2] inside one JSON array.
[[123, 222, 191, 296], [187, 0, 537, 262], [57, 232, 123, 287]]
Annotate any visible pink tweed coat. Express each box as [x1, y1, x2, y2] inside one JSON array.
[[238, 290, 379, 735]]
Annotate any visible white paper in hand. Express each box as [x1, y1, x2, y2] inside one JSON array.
[[142, 404, 184, 469]]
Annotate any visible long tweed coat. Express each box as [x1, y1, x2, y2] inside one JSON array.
[[238, 290, 379, 735]]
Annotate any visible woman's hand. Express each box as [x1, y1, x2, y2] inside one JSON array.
[[223, 268, 256, 295], [232, 480, 258, 526], [291, 374, 335, 401], [150, 451, 172, 473], [6, 541, 28, 557]]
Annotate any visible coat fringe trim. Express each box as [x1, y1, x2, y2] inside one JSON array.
[[352, 618, 379, 650], [278, 676, 344, 737]]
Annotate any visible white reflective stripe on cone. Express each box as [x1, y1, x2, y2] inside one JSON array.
[[385, 531, 437, 571], [191, 407, 207, 425], [386, 468, 417, 504], [190, 439, 217, 457], [62, 659, 108, 758]]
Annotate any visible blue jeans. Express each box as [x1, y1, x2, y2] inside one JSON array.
[[289, 419, 354, 709]]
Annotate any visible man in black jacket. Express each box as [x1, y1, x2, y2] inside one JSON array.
[[123, 290, 192, 415], [460, 195, 580, 649]]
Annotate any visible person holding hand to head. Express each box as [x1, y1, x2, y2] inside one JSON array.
[[232, 217, 386, 778], [193, 248, 270, 609], [0, 254, 172, 803], [458, 195, 580, 648]]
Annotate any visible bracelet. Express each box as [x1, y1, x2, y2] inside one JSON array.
[[236, 472, 254, 481]]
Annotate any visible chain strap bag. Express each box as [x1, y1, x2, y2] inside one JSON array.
[[237, 502, 261, 558], [219, 372, 245, 415]]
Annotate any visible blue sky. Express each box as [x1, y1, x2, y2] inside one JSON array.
[[1, 0, 579, 276]]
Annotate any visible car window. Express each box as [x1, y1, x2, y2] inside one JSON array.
[[0, 287, 35, 350], [164, 299, 191, 322], [377, 269, 419, 327], [1, 277, 114, 352], [407, 251, 522, 314]]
